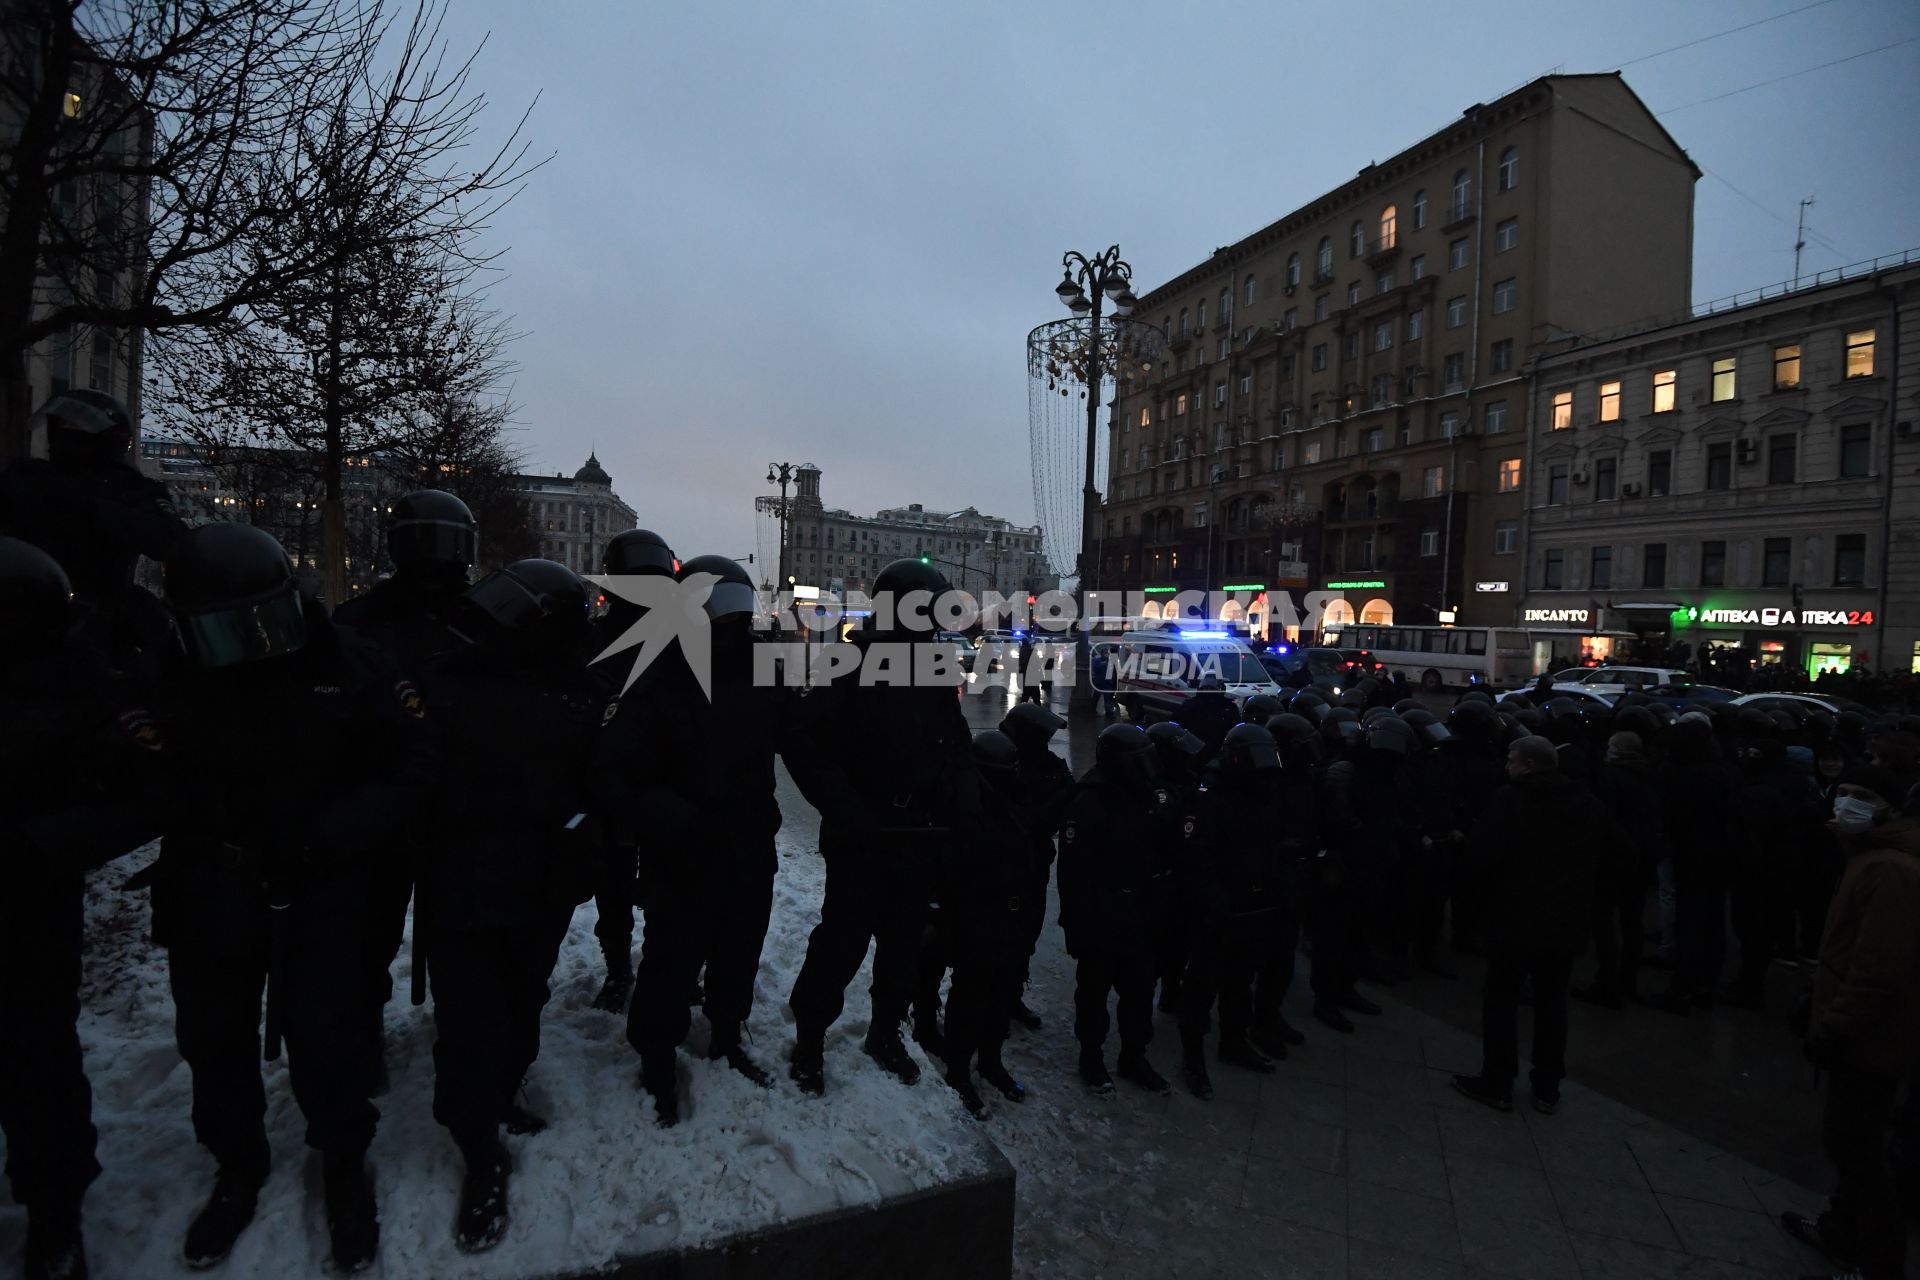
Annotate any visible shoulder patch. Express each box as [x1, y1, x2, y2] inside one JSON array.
[[1182, 816, 1196, 837], [118, 708, 164, 751], [1061, 824, 1076, 843], [602, 697, 622, 725], [395, 679, 427, 719]]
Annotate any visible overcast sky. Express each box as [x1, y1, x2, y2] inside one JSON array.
[[438, 0, 1920, 574]]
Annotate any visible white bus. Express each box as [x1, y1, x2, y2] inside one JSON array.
[[1321, 624, 1640, 691]]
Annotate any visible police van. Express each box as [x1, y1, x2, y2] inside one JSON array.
[[1100, 623, 1284, 724]]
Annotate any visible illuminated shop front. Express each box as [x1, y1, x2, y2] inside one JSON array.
[[1664, 597, 1878, 680]]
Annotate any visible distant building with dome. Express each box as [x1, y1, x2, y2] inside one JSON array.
[[511, 451, 638, 576]]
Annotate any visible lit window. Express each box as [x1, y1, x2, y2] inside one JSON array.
[[1498, 146, 1518, 191], [1139, 407, 1150, 427], [1773, 344, 1801, 389], [1491, 278, 1516, 314], [1846, 329, 1875, 378], [1446, 296, 1466, 328], [1412, 190, 1428, 228], [1449, 238, 1468, 270], [1599, 380, 1620, 422], [1711, 356, 1736, 402], [1497, 458, 1521, 492], [1419, 530, 1440, 557], [1494, 218, 1519, 252], [1379, 205, 1397, 250], [1175, 393, 1187, 415], [1652, 368, 1676, 413], [1423, 466, 1443, 497], [1551, 389, 1573, 430]]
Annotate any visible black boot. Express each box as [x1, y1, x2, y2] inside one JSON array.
[[1219, 1032, 1278, 1074], [977, 1052, 1027, 1103], [1181, 1034, 1214, 1100], [24, 1204, 86, 1280], [640, 1051, 680, 1127], [1312, 1001, 1356, 1033], [863, 1022, 921, 1086], [1338, 989, 1383, 1016], [1251, 1013, 1303, 1057], [910, 1005, 945, 1058], [591, 960, 632, 1014], [789, 1029, 826, 1097], [1116, 1050, 1172, 1096], [503, 1079, 547, 1136], [945, 1066, 990, 1120], [708, 1021, 773, 1088], [183, 1164, 265, 1270], [454, 1133, 512, 1254], [1078, 1046, 1115, 1096], [322, 1151, 378, 1274]]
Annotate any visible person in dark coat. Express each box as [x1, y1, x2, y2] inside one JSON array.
[[1452, 735, 1615, 1114], [1145, 719, 1208, 1016], [1001, 702, 1074, 1030], [0, 538, 162, 1280], [1322, 715, 1419, 985], [0, 390, 185, 678], [418, 559, 609, 1252], [581, 527, 680, 1013], [938, 730, 1040, 1117], [1177, 724, 1292, 1099], [1575, 731, 1666, 1008], [1058, 724, 1176, 1096], [1649, 717, 1742, 1013], [1440, 697, 1510, 958], [1782, 778, 1920, 1280], [330, 490, 480, 1069], [592, 556, 799, 1127], [787, 559, 981, 1096], [149, 524, 435, 1273]]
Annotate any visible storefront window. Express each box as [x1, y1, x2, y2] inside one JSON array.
[[1809, 643, 1853, 680]]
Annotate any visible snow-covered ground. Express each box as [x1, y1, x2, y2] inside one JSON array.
[[0, 827, 1001, 1280]]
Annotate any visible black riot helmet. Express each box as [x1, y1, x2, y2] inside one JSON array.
[[31, 389, 133, 468], [164, 523, 308, 669], [1146, 720, 1207, 776], [971, 729, 1020, 785], [1392, 698, 1421, 715], [1362, 706, 1396, 728], [1613, 705, 1660, 742], [1095, 722, 1159, 792], [677, 554, 757, 623], [0, 535, 75, 663], [1402, 706, 1451, 748], [1367, 715, 1417, 756], [387, 489, 476, 578], [872, 557, 950, 599], [1447, 697, 1499, 744], [1220, 722, 1282, 777], [603, 528, 677, 577], [1321, 706, 1364, 751], [1288, 688, 1331, 723], [465, 558, 590, 651], [1001, 701, 1066, 754], [1265, 712, 1321, 771], [1734, 706, 1778, 741], [1241, 693, 1286, 723]]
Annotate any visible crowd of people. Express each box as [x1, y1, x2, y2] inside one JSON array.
[[2, 389, 1915, 1280]]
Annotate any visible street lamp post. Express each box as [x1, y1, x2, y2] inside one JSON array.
[[766, 461, 799, 595], [1041, 246, 1152, 711]]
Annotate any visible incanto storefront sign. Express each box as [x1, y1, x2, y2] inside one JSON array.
[[1524, 607, 1591, 624]]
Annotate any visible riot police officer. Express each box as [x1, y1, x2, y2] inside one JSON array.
[[150, 524, 435, 1272], [418, 558, 609, 1251], [1144, 720, 1207, 1014], [787, 558, 981, 1095], [592, 555, 797, 1126], [0, 538, 162, 1280], [584, 527, 679, 1012], [0, 390, 185, 676], [1058, 723, 1175, 1096], [1000, 701, 1073, 1030], [331, 490, 480, 1072]]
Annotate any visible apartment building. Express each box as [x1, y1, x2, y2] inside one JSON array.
[[1099, 72, 1697, 638]]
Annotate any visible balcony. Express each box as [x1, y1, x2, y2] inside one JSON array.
[[1441, 201, 1475, 232], [1166, 331, 1193, 352], [1311, 265, 1336, 287], [1365, 236, 1401, 265]]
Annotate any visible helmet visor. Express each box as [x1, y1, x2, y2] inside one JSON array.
[[180, 588, 307, 668], [465, 569, 544, 630], [1418, 722, 1452, 746], [1239, 738, 1282, 771], [702, 580, 757, 622], [390, 521, 476, 571]]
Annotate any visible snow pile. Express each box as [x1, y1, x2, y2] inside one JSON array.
[[0, 830, 1000, 1279]]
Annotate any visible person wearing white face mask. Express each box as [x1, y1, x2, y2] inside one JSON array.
[[1782, 775, 1920, 1280]]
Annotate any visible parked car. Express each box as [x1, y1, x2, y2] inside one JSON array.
[[1638, 683, 1740, 711], [1554, 665, 1692, 698], [1337, 648, 1385, 680], [1498, 687, 1619, 711], [1268, 646, 1349, 696], [934, 630, 975, 672], [1728, 691, 1851, 717], [1111, 632, 1285, 723]]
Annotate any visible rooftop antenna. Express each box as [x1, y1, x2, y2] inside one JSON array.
[[1793, 196, 1815, 289]]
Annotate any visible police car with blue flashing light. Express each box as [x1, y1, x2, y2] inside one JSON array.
[[1102, 623, 1285, 723]]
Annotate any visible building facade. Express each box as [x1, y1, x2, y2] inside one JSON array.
[[514, 452, 638, 578], [768, 463, 1056, 600], [1523, 257, 1920, 680], [1099, 73, 1698, 639]]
